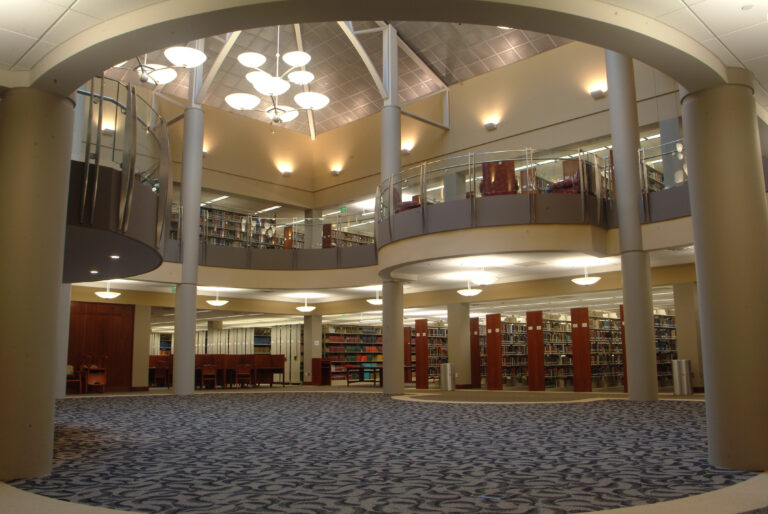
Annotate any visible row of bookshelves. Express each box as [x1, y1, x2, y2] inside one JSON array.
[[322, 311, 677, 388]]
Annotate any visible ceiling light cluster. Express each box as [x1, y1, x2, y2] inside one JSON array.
[[128, 46, 209, 86], [225, 26, 329, 123]]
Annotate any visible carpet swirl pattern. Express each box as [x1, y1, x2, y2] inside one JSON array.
[[12, 393, 755, 513]]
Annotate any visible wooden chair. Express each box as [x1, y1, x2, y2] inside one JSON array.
[[235, 363, 253, 388], [201, 364, 217, 389], [153, 359, 170, 388], [82, 366, 107, 393], [66, 364, 81, 394]]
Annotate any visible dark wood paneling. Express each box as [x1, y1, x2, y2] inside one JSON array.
[[485, 314, 502, 390], [469, 317, 481, 388], [68, 301, 134, 392], [571, 307, 592, 392], [527, 311, 545, 391], [415, 319, 429, 389]]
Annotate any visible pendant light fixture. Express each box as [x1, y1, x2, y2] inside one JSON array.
[[296, 297, 316, 313], [225, 25, 329, 123], [457, 280, 482, 297], [206, 290, 229, 307], [366, 290, 383, 306], [95, 281, 121, 299], [571, 268, 601, 286]]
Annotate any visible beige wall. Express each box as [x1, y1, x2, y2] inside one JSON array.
[[161, 42, 680, 210]]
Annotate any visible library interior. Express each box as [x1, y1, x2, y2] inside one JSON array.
[[1, 1, 767, 512]]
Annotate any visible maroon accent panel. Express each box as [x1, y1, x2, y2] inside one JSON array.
[[526, 311, 545, 391], [571, 307, 592, 392], [415, 319, 429, 389], [68, 301, 135, 392], [485, 314, 502, 390], [469, 317, 481, 389]]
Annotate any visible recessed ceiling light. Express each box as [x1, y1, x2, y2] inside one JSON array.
[[110, 255, 120, 260], [89, 270, 99, 274]]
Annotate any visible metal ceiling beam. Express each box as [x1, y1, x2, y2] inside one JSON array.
[[293, 23, 316, 141], [374, 21, 447, 90], [337, 21, 388, 100], [196, 31, 242, 104]]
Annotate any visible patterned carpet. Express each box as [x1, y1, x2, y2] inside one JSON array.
[[12, 393, 756, 513]]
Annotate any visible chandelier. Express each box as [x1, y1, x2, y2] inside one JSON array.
[[225, 26, 329, 122]]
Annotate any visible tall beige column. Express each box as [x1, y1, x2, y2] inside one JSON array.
[[672, 282, 704, 391], [54, 284, 73, 399], [382, 279, 404, 395], [302, 314, 323, 383], [605, 50, 658, 401], [681, 68, 768, 470], [447, 303, 470, 387], [132, 305, 151, 390], [0, 87, 74, 480]]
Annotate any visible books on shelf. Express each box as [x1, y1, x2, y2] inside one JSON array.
[[322, 324, 383, 379]]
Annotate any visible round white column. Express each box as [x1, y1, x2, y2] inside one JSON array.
[[447, 303, 470, 387], [382, 279, 404, 395], [605, 50, 658, 401], [173, 104, 204, 395], [681, 69, 768, 470], [0, 87, 74, 480]]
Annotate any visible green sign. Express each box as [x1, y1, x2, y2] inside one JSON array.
[[341, 206, 347, 213]]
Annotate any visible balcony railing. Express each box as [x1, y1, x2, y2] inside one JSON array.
[[74, 76, 173, 250], [170, 205, 376, 249], [377, 149, 613, 225]]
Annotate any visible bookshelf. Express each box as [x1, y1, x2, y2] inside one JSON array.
[[645, 164, 665, 192], [404, 327, 414, 383], [322, 325, 382, 381], [502, 319, 528, 386], [543, 315, 573, 390], [654, 313, 677, 387], [428, 326, 448, 380], [589, 314, 624, 389]]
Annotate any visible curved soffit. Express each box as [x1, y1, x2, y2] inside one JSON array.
[[25, 0, 727, 97]]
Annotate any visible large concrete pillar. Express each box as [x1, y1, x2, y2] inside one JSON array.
[[0, 87, 73, 480], [447, 303, 471, 388], [681, 68, 768, 470], [381, 24, 400, 183], [303, 208, 322, 249], [382, 279, 404, 395], [54, 284, 73, 399], [605, 50, 658, 401], [302, 314, 323, 384], [132, 305, 151, 391], [173, 43, 205, 395]]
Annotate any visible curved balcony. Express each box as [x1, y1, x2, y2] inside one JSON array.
[[375, 146, 696, 248], [64, 76, 172, 282]]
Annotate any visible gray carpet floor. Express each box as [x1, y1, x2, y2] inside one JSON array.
[[11, 392, 756, 513]]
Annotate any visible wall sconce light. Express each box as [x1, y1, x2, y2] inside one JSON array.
[[484, 121, 498, 131], [101, 125, 115, 136], [401, 140, 414, 155], [590, 86, 607, 100], [330, 165, 342, 176], [277, 163, 293, 176]]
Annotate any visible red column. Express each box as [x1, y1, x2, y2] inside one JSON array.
[[469, 317, 481, 388], [571, 307, 592, 392], [415, 319, 429, 389], [486, 314, 502, 390], [527, 311, 545, 391]]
